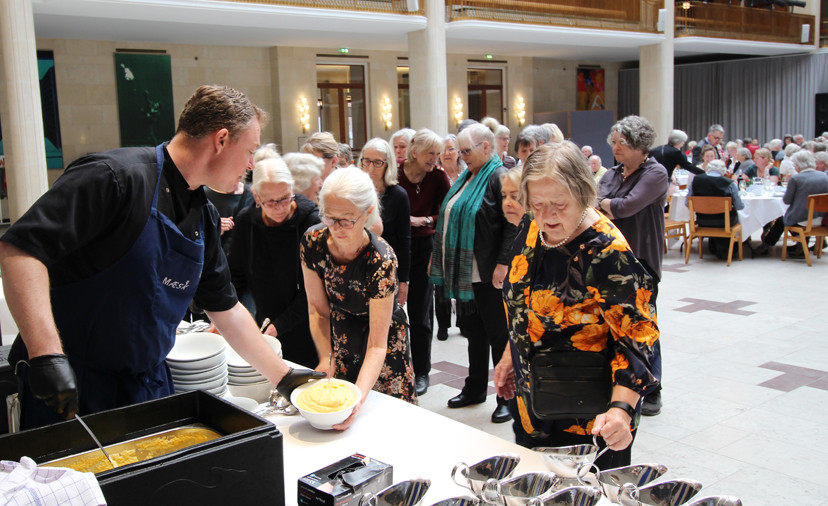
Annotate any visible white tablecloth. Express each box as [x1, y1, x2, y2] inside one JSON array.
[[264, 390, 612, 505], [669, 192, 788, 239]]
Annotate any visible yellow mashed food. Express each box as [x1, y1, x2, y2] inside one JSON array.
[[296, 381, 356, 413], [44, 427, 221, 474]]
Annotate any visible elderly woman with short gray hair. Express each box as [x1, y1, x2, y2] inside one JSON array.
[[649, 128, 703, 181], [229, 153, 321, 367], [598, 115, 668, 417]]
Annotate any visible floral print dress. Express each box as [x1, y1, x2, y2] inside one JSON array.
[[503, 214, 659, 439], [301, 224, 417, 404]]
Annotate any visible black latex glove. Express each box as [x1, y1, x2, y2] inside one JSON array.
[[27, 353, 78, 420], [276, 367, 326, 400]]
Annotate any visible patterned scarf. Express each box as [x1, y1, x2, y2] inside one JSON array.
[[430, 154, 502, 302]]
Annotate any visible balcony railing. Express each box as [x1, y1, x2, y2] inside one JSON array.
[[675, 2, 814, 45], [221, 0, 423, 15], [447, 0, 661, 33]]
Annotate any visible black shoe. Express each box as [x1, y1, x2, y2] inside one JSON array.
[[447, 392, 486, 408], [437, 328, 448, 341], [787, 244, 805, 258], [641, 391, 662, 416], [415, 375, 429, 396], [754, 243, 770, 256], [491, 403, 512, 423]]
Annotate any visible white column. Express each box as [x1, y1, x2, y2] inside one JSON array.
[[407, 0, 449, 135], [638, 1, 674, 145], [0, 0, 49, 221]]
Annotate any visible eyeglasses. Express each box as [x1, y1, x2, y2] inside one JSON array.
[[259, 194, 295, 209], [611, 137, 630, 147], [361, 158, 387, 169], [322, 215, 361, 230], [458, 142, 484, 156]]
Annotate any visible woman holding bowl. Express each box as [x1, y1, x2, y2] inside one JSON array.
[[494, 141, 659, 469], [301, 167, 416, 429]]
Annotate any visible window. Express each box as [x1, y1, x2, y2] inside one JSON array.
[[317, 64, 367, 150], [467, 68, 503, 123], [397, 66, 411, 129]]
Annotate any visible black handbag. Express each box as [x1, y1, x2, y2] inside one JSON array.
[[529, 350, 612, 420]]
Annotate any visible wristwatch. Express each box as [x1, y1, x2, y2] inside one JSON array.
[[426, 216, 433, 226], [609, 401, 636, 419]]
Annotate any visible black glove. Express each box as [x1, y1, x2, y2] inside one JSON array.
[[276, 367, 326, 400], [27, 354, 78, 420]]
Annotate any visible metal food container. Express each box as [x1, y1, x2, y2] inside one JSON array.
[[0, 390, 284, 506]]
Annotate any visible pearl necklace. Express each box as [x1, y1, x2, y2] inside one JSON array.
[[539, 209, 588, 249]]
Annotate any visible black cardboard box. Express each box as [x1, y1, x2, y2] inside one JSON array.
[[298, 453, 392, 506]]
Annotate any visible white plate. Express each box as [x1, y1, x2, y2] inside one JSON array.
[[174, 370, 227, 386], [228, 368, 264, 378], [211, 385, 229, 397], [228, 381, 273, 403], [167, 332, 226, 362], [224, 396, 259, 412], [166, 352, 225, 371], [224, 335, 282, 368], [169, 361, 227, 382], [174, 376, 227, 392], [228, 374, 267, 385]]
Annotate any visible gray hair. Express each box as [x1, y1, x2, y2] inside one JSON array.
[[725, 141, 739, 151], [667, 129, 688, 147], [524, 125, 551, 145], [252, 156, 294, 193], [607, 115, 656, 153], [390, 128, 416, 147], [495, 125, 511, 139], [457, 119, 479, 133], [542, 123, 564, 143], [458, 123, 495, 152], [499, 165, 523, 189], [769, 138, 783, 150], [318, 166, 381, 228], [514, 130, 538, 151], [708, 124, 725, 134], [589, 154, 602, 166], [706, 159, 726, 174], [784, 143, 801, 157], [521, 140, 596, 211], [791, 149, 816, 171], [254, 143, 281, 164], [815, 142, 828, 152], [406, 128, 444, 164], [814, 151, 828, 165], [282, 152, 322, 192], [736, 147, 752, 160], [338, 143, 353, 167], [359, 137, 398, 187], [581, 145, 593, 155], [801, 140, 816, 153]]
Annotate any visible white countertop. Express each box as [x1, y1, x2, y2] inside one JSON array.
[[263, 390, 610, 505]]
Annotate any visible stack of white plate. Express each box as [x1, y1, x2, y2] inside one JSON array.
[[166, 332, 228, 397], [225, 335, 282, 402]]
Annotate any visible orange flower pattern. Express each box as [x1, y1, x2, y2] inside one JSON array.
[[502, 214, 658, 436], [301, 224, 417, 404]]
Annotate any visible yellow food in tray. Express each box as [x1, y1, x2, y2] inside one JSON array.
[[43, 426, 222, 474], [295, 381, 357, 413]]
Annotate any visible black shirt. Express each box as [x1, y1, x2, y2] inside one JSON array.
[[380, 184, 411, 283], [1, 145, 237, 312]]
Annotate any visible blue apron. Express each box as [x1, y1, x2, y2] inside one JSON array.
[[20, 145, 204, 429]]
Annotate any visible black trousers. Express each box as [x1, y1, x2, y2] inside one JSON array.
[[435, 287, 452, 330], [761, 218, 786, 247], [408, 235, 434, 377], [457, 281, 509, 397]]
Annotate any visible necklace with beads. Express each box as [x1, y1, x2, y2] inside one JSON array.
[[539, 209, 588, 249]]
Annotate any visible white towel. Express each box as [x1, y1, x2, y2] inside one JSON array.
[[0, 457, 106, 506]]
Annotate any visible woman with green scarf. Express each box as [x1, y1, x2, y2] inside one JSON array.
[[430, 122, 517, 424]]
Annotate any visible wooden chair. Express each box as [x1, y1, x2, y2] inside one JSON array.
[[780, 193, 828, 267], [685, 196, 743, 266], [665, 215, 688, 253]]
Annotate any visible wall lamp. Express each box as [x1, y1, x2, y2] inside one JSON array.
[[382, 97, 393, 130], [453, 97, 464, 127], [299, 97, 310, 133], [516, 96, 526, 126]]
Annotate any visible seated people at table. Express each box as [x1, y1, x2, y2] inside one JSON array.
[[692, 124, 725, 165], [697, 144, 717, 173], [756, 150, 828, 257], [589, 155, 608, 184], [724, 141, 739, 172], [649, 129, 703, 180], [495, 141, 659, 469], [686, 159, 744, 259], [733, 148, 755, 181], [229, 155, 320, 367], [815, 151, 828, 172], [742, 148, 779, 184], [301, 167, 417, 430]]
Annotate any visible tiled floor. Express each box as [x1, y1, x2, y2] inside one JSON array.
[[417, 239, 828, 505]]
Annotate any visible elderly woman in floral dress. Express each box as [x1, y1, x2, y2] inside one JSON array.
[[494, 141, 659, 469]]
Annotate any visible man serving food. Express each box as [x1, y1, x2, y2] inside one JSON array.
[[0, 85, 322, 429]]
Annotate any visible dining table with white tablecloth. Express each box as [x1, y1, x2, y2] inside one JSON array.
[[669, 190, 788, 239]]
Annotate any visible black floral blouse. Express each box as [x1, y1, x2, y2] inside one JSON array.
[[503, 214, 658, 438], [301, 224, 417, 404]]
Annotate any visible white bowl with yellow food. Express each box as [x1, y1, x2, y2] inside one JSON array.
[[290, 378, 361, 430]]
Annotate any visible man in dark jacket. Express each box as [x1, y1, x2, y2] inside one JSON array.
[[691, 124, 725, 165], [650, 129, 704, 180]]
